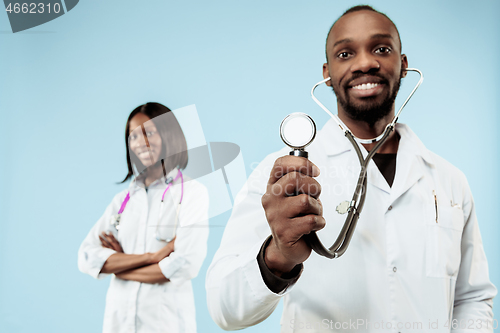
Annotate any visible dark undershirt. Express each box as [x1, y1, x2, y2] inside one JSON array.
[[257, 153, 398, 293], [372, 153, 397, 187]]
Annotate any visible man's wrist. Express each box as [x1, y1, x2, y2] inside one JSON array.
[[264, 237, 299, 277], [258, 235, 303, 294]]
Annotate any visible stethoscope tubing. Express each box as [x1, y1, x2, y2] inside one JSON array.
[[310, 68, 423, 144], [111, 169, 184, 242], [156, 170, 184, 241], [305, 68, 424, 259]]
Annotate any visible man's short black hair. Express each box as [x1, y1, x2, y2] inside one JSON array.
[[325, 5, 402, 61]]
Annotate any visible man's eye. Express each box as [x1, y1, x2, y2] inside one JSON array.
[[375, 47, 391, 54], [338, 52, 350, 59]]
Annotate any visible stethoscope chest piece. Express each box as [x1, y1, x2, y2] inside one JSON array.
[[110, 214, 121, 230], [280, 113, 317, 158]]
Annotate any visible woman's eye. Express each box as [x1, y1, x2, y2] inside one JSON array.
[[146, 131, 155, 137], [375, 47, 391, 54]]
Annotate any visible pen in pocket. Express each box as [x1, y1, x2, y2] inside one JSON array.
[[433, 190, 438, 223]]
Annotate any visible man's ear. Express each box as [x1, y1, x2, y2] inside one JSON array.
[[401, 54, 408, 78], [323, 63, 331, 86]]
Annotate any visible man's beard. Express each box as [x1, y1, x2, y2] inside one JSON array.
[[332, 74, 402, 127]]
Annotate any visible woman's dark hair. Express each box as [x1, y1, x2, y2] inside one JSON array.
[[121, 102, 188, 183]]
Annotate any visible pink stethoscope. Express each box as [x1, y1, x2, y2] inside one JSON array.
[[110, 169, 184, 242]]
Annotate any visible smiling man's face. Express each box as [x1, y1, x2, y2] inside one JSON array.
[[323, 10, 408, 127]]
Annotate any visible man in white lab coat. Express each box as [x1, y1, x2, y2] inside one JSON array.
[[206, 5, 497, 333]]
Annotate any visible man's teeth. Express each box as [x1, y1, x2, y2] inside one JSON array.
[[352, 83, 379, 90]]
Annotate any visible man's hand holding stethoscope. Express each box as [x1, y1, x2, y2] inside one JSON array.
[[261, 155, 325, 277], [100, 231, 176, 263]]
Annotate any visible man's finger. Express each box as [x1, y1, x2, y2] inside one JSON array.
[[272, 214, 326, 247], [284, 194, 323, 217], [270, 172, 322, 199], [289, 215, 326, 236], [268, 155, 320, 186]]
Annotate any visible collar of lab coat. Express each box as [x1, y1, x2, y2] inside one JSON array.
[[317, 118, 435, 166], [128, 167, 180, 196], [317, 118, 435, 198]]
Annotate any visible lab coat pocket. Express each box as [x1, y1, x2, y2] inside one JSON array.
[[425, 206, 464, 279]]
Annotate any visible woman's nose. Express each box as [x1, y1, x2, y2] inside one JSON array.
[[130, 134, 148, 149]]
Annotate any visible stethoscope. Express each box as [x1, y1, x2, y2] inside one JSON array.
[[109, 169, 184, 242], [280, 68, 424, 259]]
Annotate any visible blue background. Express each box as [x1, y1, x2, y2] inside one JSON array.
[[1, 0, 499, 332]]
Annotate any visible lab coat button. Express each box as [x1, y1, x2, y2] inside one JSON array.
[[393, 267, 397, 272], [388, 205, 393, 211]]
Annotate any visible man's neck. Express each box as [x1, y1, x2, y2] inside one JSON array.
[[338, 111, 399, 154]]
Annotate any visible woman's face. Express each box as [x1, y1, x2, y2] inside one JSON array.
[[128, 113, 162, 168]]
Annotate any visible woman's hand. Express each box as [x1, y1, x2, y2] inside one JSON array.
[[149, 237, 176, 263], [100, 232, 124, 253]]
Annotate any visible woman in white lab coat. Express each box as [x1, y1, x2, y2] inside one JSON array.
[[78, 102, 209, 333]]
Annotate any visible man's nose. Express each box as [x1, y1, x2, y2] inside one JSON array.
[[350, 51, 379, 73]]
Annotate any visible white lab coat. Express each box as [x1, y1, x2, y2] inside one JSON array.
[[78, 168, 209, 333], [206, 120, 497, 333]]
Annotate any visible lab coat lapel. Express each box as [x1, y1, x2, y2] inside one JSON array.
[[389, 151, 424, 205], [388, 124, 430, 205], [366, 156, 391, 194], [319, 119, 352, 157], [319, 120, 430, 201], [364, 123, 430, 200], [320, 118, 391, 194]]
